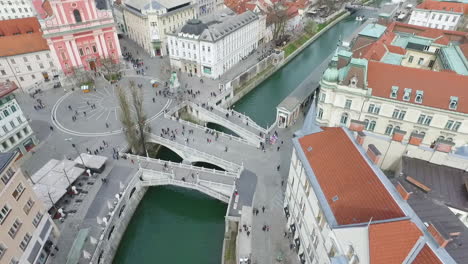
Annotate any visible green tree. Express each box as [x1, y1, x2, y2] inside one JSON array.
[[304, 20, 318, 35]]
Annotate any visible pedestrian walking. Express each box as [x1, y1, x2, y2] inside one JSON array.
[[262, 206, 265, 213], [247, 231, 250, 237], [83, 111, 86, 117], [277, 165, 280, 171], [281, 180, 284, 186], [49, 126, 54, 131], [277, 146, 280, 151]]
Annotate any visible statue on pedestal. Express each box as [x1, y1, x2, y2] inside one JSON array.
[[169, 71, 180, 92]]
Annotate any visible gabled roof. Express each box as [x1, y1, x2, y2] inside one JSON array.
[[297, 127, 405, 225], [369, 220, 424, 264], [413, 245, 443, 264], [0, 17, 49, 57], [416, 0, 468, 14], [367, 61, 468, 113], [358, 23, 387, 39]]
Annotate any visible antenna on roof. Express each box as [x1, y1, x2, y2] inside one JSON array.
[[366, 217, 374, 228]]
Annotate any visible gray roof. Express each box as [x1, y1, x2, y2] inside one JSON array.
[[0, 152, 15, 174], [400, 156, 468, 211], [172, 9, 258, 42], [125, 0, 189, 12], [180, 19, 208, 35]]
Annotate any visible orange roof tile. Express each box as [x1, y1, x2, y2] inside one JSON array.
[[367, 61, 468, 113], [412, 245, 443, 264], [388, 22, 468, 43], [0, 17, 49, 57], [0, 81, 18, 98], [369, 220, 422, 264], [298, 127, 405, 225], [416, 0, 468, 14]]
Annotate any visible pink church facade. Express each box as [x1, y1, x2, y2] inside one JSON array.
[[35, 0, 121, 74]]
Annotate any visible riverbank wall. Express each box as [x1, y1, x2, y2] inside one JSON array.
[[216, 11, 350, 109], [90, 171, 148, 264]]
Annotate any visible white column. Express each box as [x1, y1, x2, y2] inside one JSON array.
[[94, 35, 104, 56], [64, 41, 78, 67], [59, 3, 69, 24], [113, 31, 122, 57], [70, 40, 82, 67], [84, 1, 92, 21], [89, 0, 97, 20], [99, 34, 109, 57], [51, 4, 63, 25]]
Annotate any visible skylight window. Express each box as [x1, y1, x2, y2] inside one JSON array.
[[415, 90, 423, 104], [403, 88, 412, 101], [390, 86, 399, 99], [449, 96, 458, 110]]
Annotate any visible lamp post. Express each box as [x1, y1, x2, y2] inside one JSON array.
[[65, 138, 86, 167]]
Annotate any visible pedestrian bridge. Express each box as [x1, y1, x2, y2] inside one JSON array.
[[126, 154, 239, 203], [167, 101, 265, 146], [145, 133, 243, 172]]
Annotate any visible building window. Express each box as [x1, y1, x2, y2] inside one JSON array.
[[408, 56, 414, 63], [208, 46, 211, 52], [79, 48, 84, 56], [10, 59, 15, 64], [385, 124, 393, 135], [9, 257, 19, 264], [403, 88, 411, 101], [27, 65, 32, 71], [35, 54, 40, 60], [8, 219, 22, 238], [92, 46, 97, 53], [23, 198, 34, 215], [320, 93, 326, 102], [317, 108, 323, 120], [73, 9, 82, 23], [31, 74, 35, 79], [0, 204, 12, 223], [390, 86, 398, 98], [344, 99, 352, 109], [1, 168, 15, 184], [0, 70, 5, 76], [392, 109, 406, 120], [445, 120, 454, 130], [367, 103, 380, 114], [449, 96, 458, 110], [418, 58, 424, 65], [11, 105, 16, 112], [19, 233, 31, 251], [415, 90, 423, 103], [3, 110, 9, 117], [12, 183, 25, 200], [23, 57, 27, 62], [2, 125, 8, 133], [32, 211, 43, 227], [446, 120, 462, 132], [9, 121, 14, 129], [340, 113, 349, 126], [0, 243, 6, 260], [367, 120, 376, 131]]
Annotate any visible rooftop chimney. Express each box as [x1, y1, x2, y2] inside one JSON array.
[[366, 144, 381, 164], [396, 182, 412, 201], [427, 223, 452, 248], [392, 129, 407, 142], [349, 119, 367, 132], [356, 131, 366, 145]]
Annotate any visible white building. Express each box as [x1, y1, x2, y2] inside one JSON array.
[[167, 10, 261, 78], [123, 0, 196, 57], [284, 125, 457, 264], [0, 82, 37, 155], [194, 0, 223, 17], [408, 0, 467, 30], [0, 0, 35, 20], [0, 17, 61, 92]]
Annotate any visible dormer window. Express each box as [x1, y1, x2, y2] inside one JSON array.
[[415, 90, 423, 104], [449, 96, 458, 110], [403, 88, 412, 101], [390, 86, 398, 99], [349, 76, 358, 88]]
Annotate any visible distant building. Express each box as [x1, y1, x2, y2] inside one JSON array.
[[408, 0, 468, 30], [0, 152, 59, 264], [36, 0, 122, 74], [317, 22, 468, 149], [284, 126, 456, 264], [195, 0, 223, 17], [0, 17, 61, 92], [123, 0, 196, 57], [0, 82, 37, 155], [0, 0, 35, 20], [167, 10, 260, 78]]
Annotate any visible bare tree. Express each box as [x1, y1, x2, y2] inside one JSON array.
[[64, 66, 94, 90], [129, 81, 149, 156], [304, 20, 318, 35], [267, 0, 289, 43], [99, 57, 124, 82], [117, 84, 140, 154]]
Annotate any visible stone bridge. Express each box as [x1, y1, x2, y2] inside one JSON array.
[[345, 3, 379, 11]]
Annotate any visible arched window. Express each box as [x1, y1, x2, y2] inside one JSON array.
[[447, 137, 453, 142], [385, 125, 393, 135], [437, 135, 445, 141], [73, 9, 82, 23], [368, 121, 376, 132], [317, 108, 323, 120], [340, 113, 349, 126]]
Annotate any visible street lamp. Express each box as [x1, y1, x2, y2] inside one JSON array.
[[65, 138, 86, 167]]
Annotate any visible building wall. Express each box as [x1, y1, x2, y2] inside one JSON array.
[[41, 0, 121, 74], [0, 0, 35, 20], [124, 5, 196, 57], [0, 50, 60, 92], [0, 94, 36, 155], [317, 81, 468, 148], [168, 16, 260, 78], [284, 149, 350, 264], [195, 0, 222, 17], [400, 49, 437, 70], [0, 156, 58, 264], [409, 9, 461, 30]]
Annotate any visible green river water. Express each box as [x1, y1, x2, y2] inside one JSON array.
[[114, 3, 388, 263]]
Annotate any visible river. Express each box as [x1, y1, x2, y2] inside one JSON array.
[[113, 3, 388, 263]]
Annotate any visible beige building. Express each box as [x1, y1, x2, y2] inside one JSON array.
[[123, 0, 196, 57], [0, 152, 59, 264]]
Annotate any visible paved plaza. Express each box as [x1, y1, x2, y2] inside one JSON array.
[[17, 35, 300, 264]]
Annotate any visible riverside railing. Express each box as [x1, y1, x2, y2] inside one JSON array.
[[146, 133, 243, 172], [207, 103, 267, 134]]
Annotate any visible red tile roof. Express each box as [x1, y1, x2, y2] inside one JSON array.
[[387, 22, 468, 43], [367, 61, 468, 113], [0, 81, 18, 98], [413, 245, 443, 264], [298, 127, 405, 225], [0, 17, 49, 57], [416, 0, 468, 14], [369, 220, 423, 264]]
